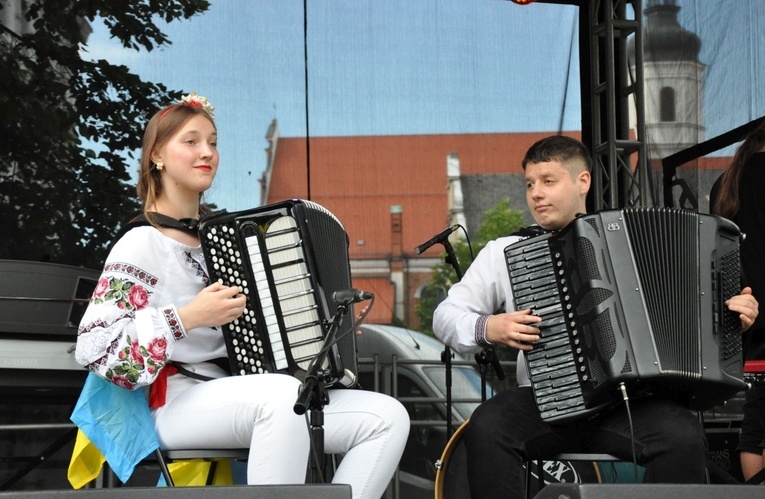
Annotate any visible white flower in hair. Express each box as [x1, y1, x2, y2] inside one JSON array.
[[181, 92, 215, 118]]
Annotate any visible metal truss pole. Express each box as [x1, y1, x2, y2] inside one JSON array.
[[588, 0, 651, 210]]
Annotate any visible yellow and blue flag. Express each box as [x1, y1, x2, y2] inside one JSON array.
[[68, 372, 159, 487]]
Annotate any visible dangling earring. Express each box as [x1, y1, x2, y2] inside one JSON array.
[[155, 162, 163, 171]]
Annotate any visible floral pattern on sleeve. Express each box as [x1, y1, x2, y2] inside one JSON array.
[[75, 254, 187, 390], [107, 336, 169, 390], [92, 275, 151, 311]]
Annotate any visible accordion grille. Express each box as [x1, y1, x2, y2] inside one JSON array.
[[623, 209, 700, 377]]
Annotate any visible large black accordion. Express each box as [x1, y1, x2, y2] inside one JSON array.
[[198, 199, 358, 387], [505, 208, 747, 423]]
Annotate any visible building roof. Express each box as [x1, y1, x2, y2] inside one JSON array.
[[263, 130, 580, 259]]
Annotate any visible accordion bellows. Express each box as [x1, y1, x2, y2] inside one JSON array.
[[199, 199, 358, 387], [505, 208, 747, 423]]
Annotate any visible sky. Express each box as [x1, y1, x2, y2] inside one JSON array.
[[81, 0, 763, 212], [82, 0, 581, 212]]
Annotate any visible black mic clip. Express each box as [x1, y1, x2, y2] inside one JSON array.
[[414, 225, 460, 255], [332, 289, 373, 305], [475, 347, 505, 380]]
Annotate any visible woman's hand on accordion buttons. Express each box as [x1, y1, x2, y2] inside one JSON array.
[[177, 282, 247, 331], [727, 286, 759, 332], [485, 309, 542, 351]]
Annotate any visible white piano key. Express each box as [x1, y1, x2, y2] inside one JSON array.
[[276, 283, 312, 300], [267, 247, 304, 266], [282, 309, 320, 329], [287, 324, 324, 344], [279, 293, 315, 313], [291, 342, 323, 366], [266, 216, 298, 231], [266, 232, 301, 252]]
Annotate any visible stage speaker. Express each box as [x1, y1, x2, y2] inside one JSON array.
[[533, 484, 755, 498], [0, 484, 352, 499]]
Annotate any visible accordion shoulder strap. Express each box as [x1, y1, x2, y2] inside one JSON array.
[[107, 212, 201, 253], [510, 224, 550, 239]]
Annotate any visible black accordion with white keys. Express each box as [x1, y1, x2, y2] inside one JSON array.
[[505, 208, 747, 423], [198, 199, 358, 387]]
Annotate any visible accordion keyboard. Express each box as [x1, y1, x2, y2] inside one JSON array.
[[505, 236, 593, 422], [204, 214, 324, 376], [245, 215, 324, 369]]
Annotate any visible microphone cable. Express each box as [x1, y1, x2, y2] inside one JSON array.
[[299, 295, 374, 481], [618, 382, 640, 483]]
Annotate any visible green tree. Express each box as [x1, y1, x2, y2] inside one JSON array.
[[416, 198, 526, 336], [0, 0, 210, 269]]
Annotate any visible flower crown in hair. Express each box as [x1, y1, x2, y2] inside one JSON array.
[[159, 92, 215, 121]]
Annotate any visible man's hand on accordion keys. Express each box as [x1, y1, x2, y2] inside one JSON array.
[[727, 286, 759, 332], [177, 282, 247, 331], [485, 308, 542, 351]]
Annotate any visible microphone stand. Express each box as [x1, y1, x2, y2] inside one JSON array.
[[294, 301, 350, 484], [440, 240, 462, 437], [474, 347, 505, 402], [440, 239, 505, 431]]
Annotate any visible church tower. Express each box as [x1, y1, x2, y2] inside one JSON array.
[[636, 0, 705, 160]]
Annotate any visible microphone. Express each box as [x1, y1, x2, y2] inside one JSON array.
[[333, 289, 374, 304], [414, 225, 460, 255]]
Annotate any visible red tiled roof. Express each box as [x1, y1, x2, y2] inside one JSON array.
[[265, 131, 580, 258]]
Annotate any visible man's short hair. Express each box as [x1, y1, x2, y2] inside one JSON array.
[[522, 135, 592, 173]]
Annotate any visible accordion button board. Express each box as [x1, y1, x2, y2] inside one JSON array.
[[505, 233, 606, 423], [199, 200, 358, 387]]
